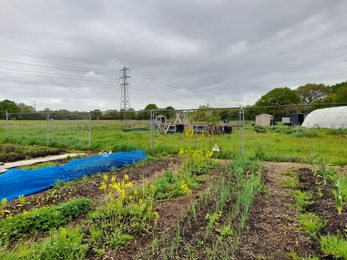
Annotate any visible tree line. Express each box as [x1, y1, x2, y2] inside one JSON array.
[[1, 80, 346, 121]]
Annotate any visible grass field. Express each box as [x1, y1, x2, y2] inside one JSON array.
[[0, 120, 347, 165]]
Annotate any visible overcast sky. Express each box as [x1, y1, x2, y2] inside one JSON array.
[[0, 0, 346, 112]]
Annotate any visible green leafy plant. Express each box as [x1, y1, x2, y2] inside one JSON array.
[[306, 151, 318, 175], [108, 229, 134, 249], [205, 211, 222, 227], [215, 226, 233, 236], [320, 234, 347, 259], [0, 198, 7, 215], [286, 251, 319, 260], [317, 157, 334, 185], [298, 213, 326, 238], [282, 175, 299, 189], [17, 194, 26, 206], [334, 181, 343, 214], [1, 227, 88, 260], [292, 190, 313, 212], [0, 198, 92, 246]]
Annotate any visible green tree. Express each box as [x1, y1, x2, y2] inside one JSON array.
[[126, 108, 136, 120], [92, 109, 102, 120], [144, 104, 158, 110], [0, 99, 21, 113], [334, 85, 347, 103], [295, 83, 330, 103], [255, 87, 301, 107], [162, 106, 175, 119], [255, 87, 302, 119], [328, 81, 347, 94]]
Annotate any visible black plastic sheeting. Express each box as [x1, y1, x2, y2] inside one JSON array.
[[0, 150, 146, 201]]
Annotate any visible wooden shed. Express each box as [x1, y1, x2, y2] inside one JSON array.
[[255, 114, 274, 126]]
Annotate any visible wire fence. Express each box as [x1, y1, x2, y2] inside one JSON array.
[[2, 112, 92, 147], [1, 104, 347, 160]]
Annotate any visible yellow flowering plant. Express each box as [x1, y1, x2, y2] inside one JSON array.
[[179, 147, 213, 175], [93, 174, 159, 237]]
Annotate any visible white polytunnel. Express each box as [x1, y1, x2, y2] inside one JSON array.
[[301, 106, 347, 129]]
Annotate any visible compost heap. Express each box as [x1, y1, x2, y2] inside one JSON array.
[[0, 150, 146, 201]]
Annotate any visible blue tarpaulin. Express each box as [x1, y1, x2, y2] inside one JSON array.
[[0, 150, 146, 201]]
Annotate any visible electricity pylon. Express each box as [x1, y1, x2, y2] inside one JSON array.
[[119, 67, 131, 111]]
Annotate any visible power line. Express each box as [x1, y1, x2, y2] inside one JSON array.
[[0, 44, 122, 68], [0, 57, 116, 74]]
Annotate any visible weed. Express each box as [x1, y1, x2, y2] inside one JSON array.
[[281, 170, 294, 176], [17, 195, 26, 206], [292, 190, 313, 212], [286, 251, 319, 260], [320, 234, 347, 259], [215, 226, 233, 236], [205, 211, 222, 227], [298, 213, 326, 238], [0, 198, 7, 215], [255, 145, 265, 160], [152, 237, 159, 254], [282, 175, 299, 189], [108, 229, 134, 249]]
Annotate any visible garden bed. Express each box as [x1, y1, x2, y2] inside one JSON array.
[[1, 155, 347, 259], [0, 144, 67, 163]]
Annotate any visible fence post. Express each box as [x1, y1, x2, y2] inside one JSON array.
[[46, 113, 50, 146], [5, 111, 8, 138], [89, 111, 92, 147], [239, 106, 245, 156], [150, 110, 154, 150]]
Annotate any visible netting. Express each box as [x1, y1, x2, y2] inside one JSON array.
[[0, 150, 146, 201], [301, 106, 347, 129]]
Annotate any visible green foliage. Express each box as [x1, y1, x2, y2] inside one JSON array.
[[282, 175, 299, 189], [215, 226, 233, 236], [108, 229, 134, 249], [255, 145, 265, 160], [154, 171, 198, 199], [255, 87, 301, 107], [334, 180, 343, 214], [320, 234, 347, 259], [298, 213, 326, 238], [144, 104, 158, 110], [286, 251, 319, 260], [306, 152, 318, 175], [292, 190, 313, 212], [317, 157, 334, 185], [0, 198, 7, 215], [0, 99, 21, 113], [0, 198, 92, 245], [17, 195, 25, 206], [295, 83, 330, 103], [205, 211, 222, 226], [1, 227, 88, 260], [179, 147, 213, 175]]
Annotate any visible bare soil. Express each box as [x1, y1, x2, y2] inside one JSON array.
[[0, 145, 67, 163], [2, 157, 347, 259]]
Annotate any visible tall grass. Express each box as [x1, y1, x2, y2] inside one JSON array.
[[1, 120, 346, 165]]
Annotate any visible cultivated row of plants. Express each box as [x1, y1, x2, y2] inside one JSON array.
[[282, 153, 347, 259], [139, 156, 263, 259], [0, 147, 217, 259]]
